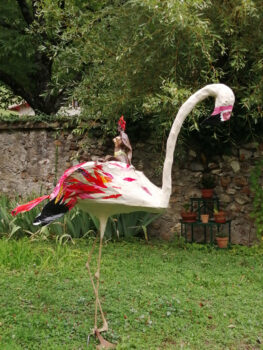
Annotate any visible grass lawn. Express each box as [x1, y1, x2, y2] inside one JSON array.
[[0, 238, 262, 350]]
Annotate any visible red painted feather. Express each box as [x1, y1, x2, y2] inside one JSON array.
[[11, 195, 50, 216]]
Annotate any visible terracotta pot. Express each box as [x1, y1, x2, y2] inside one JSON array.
[[214, 211, 226, 223], [201, 214, 209, 223], [181, 212, 197, 223], [216, 237, 228, 248], [201, 189, 213, 199]]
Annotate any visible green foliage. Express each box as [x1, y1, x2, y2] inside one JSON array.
[[111, 211, 160, 240], [0, 112, 75, 124], [0, 0, 111, 113], [0, 195, 158, 241], [0, 109, 18, 118], [216, 231, 228, 238], [78, 210, 158, 240], [182, 203, 191, 212], [1, 0, 263, 152], [0, 238, 263, 349], [201, 173, 216, 189], [0, 83, 22, 109], [250, 160, 263, 240], [213, 206, 219, 214], [0, 195, 39, 239], [66, 0, 263, 152], [0, 195, 96, 240]]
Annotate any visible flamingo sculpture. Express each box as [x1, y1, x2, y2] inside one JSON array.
[[12, 83, 235, 348]]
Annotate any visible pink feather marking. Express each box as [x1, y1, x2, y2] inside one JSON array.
[[51, 162, 86, 199], [102, 194, 122, 199], [111, 162, 126, 168], [211, 105, 233, 116], [141, 186, 152, 196], [77, 193, 95, 199], [102, 171, 114, 179], [123, 177, 136, 182]]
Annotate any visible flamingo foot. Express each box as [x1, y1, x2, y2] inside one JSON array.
[[91, 319, 108, 335], [97, 319, 109, 333], [95, 329, 116, 349]]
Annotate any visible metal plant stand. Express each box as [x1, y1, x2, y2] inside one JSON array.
[[181, 197, 231, 244]]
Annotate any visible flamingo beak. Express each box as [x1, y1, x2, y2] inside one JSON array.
[[211, 105, 233, 122]]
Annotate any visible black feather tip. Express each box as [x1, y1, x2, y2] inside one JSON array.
[[33, 197, 69, 226]]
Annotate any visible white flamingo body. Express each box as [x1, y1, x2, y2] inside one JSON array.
[[65, 161, 163, 215]]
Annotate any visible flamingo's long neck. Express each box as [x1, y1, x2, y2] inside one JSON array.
[[160, 85, 219, 207]]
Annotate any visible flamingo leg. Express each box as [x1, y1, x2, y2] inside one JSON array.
[[86, 216, 116, 349], [94, 216, 107, 332], [85, 224, 108, 332], [86, 258, 108, 333]]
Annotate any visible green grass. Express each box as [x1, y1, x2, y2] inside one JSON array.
[[0, 238, 263, 349]]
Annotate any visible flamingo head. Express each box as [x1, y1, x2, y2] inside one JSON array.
[[211, 84, 235, 122], [203, 84, 235, 125]]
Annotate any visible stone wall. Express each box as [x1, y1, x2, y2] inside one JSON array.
[[0, 122, 259, 244]]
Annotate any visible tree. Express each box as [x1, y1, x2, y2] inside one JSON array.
[[72, 0, 263, 152], [0, 0, 103, 114], [2, 0, 263, 153], [73, 0, 225, 141]]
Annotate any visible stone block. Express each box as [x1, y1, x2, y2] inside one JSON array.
[[239, 149, 253, 160], [189, 162, 204, 172], [211, 169, 222, 175], [189, 149, 197, 158], [241, 186, 251, 196], [222, 155, 232, 162], [243, 142, 258, 150], [220, 176, 231, 188], [208, 162, 219, 170], [230, 160, 240, 173], [235, 194, 250, 205], [219, 193, 231, 203], [234, 176, 248, 187]]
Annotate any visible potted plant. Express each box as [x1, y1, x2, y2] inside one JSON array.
[[201, 213, 209, 223], [213, 207, 226, 223], [201, 174, 216, 199], [181, 203, 197, 222], [216, 232, 229, 248]]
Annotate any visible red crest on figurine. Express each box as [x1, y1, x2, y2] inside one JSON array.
[[118, 115, 126, 131]]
